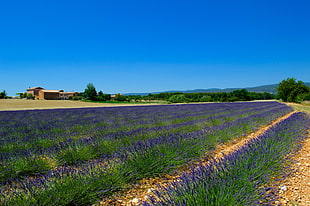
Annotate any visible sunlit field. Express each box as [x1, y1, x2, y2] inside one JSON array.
[[1, 101, 309, 205]]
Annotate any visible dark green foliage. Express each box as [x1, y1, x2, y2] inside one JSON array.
[[98, 91, 111, 101], [288, 84, 310, 102], [27, 93, 34, 99], [199, 95, 212, 102], [127, 95, 143, 102], [296, 93, 310, 103], [146, 90, 275, 103], [230, 89, 251, 101], [16, 92, 27, 99], [83, 83, 98, 100], [277, 78, 310, 102], [168, 94, 190, 103], [0, 90, 7, 99], [114, 93, 127, 101], [83, 88, 276, 103]]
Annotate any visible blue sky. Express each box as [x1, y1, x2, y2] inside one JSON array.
[[1, 0, 309, 96]]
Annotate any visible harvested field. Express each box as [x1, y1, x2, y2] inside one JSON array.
[[0, 99, 158, 111]]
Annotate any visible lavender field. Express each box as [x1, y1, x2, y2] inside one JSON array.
[[0, 102, 300, 205], [143, 112, 310, 205]]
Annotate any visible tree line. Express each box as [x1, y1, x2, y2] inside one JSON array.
[[143, 89, 275, 103], [79, 83, 275, 103], [80, 78, 310, 103]]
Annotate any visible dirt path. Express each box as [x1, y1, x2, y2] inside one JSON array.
[[276, 133, 310, 206], [275, 103, 310, 205], [97, 112, 297, 206]]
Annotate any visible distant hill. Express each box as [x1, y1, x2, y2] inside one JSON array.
[[125, 82, 310, 96]]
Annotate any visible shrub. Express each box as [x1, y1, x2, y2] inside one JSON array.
[[168, 95, 190, 103]]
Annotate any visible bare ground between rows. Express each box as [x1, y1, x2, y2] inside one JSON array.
[[275, 132, 310, 205], [274, 103, 310, 206], [97, 111, 297, 206]]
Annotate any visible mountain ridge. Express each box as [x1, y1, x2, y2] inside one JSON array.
[[125, 82, 310, 96]]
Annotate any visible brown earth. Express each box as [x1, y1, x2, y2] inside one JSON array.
[[276, 136, 310, 206], [0, 99, 159, 111], [97, 112, 298, 206], [275, 103, 310, 206]]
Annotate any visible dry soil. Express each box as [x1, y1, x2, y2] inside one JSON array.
[[0, 99, 157, 111]]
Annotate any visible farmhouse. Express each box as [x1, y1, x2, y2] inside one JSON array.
[[26, 87, 44, 98], [26, 87, 78, 100], [39, 90, 63, 100]]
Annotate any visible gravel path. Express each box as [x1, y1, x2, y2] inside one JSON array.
[[276, 130, 310, 205]]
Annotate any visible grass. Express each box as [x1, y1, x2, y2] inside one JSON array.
[[288, 103, 310, 114]]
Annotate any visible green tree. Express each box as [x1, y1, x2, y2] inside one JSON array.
[[114, 93, 127, 101], [296, 93, 310, 103], [17, 92, 27, 99], [97, 91, 111, 101], [199, 95, 212, 102], [230, 89, 251, 101], [0, 90, 6, 99], [27, 93, 34, 100], [168, 94, 189, 103], [277, 78, 310, 102], [288, 84, 310, 102], [83, 83, 97, 101]]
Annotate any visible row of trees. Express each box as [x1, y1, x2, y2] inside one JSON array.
[[79, 83, 275, 103], [81, 83, 126, 101], [144, 89, 275, 103], [81, 83, 111, 101], [276, 78, 310, 103], [77, 79, 310, 103]]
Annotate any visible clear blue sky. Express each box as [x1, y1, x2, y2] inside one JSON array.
[[1, 0, 309, 96]]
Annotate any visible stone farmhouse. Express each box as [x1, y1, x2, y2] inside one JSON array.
[[26, 87, 78, 100]]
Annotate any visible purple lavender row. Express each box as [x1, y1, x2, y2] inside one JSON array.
[[0, 102, 293, 205], [0, 102, 279, 142], [3, 102, 291, 187], [143, 112, 310, 205], [0, 102, 288, 161]]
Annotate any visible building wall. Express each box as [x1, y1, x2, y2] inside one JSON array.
[[28, 87, 78, 100], [27, 88, 44, 98], [44, 92, 60, 100], [33, 89, 42, 97], [39, 91, 60, 100]]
